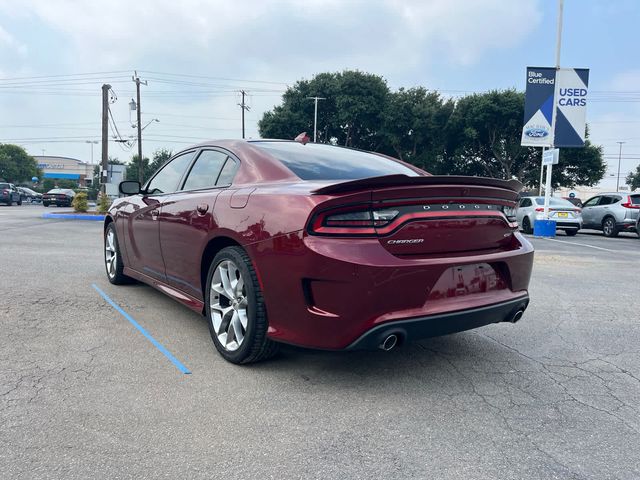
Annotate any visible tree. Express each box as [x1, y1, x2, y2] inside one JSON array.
[[444, 90, 605, 188], [380, 87, 454, 170], [627, 165, 640, 191], [259, 72, 606, 189], [125, 149, 172, 182], [0, 144, 42, 182], [259, 70, 389, 149], [125, 154, 151, 181], [150, 148, 172, 172]]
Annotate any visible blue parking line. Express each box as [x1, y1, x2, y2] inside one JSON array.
[[92, 284, 191, 375]]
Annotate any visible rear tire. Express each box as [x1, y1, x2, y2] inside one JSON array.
[[522, 217, 533, 234], [205, 246, 279, 364], [565, 229, 578, 236], [602, 217, 618, 237]]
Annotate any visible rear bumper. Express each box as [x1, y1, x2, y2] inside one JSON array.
[[556, 221, 581, 230], [249, 231, 534, 350], [618, 219, 638, 231], [347, 296, 529, 350]]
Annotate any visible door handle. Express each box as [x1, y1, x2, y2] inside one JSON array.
[[151, 209, 159, 220], [196, 203, 209, 215]]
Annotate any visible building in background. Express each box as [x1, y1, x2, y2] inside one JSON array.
[[34, 155, 93, 187]]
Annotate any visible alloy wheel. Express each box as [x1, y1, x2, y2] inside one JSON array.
[[105, 229, 117, 278], [210, 260, 248, 352], [603, 218, 614, 236]]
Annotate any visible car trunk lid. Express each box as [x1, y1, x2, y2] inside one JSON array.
[[311, 175, 522, 256]]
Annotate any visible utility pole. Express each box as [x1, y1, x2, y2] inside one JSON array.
[[307, 96, 326, 143], [101, 84, 110, 195], [238, 90, 250, 139], [132, 71, 147, 183], [616, 141, 625, 192]]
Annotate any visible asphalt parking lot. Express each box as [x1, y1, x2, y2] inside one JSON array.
[[1, 204, 639, 480]]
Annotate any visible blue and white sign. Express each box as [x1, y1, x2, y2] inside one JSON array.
[[554, 68, 589, 147], [521, 67, 556, 147], [521, 67, 589, 148]]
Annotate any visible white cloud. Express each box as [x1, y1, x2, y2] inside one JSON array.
[[5, 0, 542, 71], [0, 0, 544, 161], [0, 24, 27, 56]]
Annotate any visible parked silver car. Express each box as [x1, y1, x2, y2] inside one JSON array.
[[581, 193, 640, 237], [516, 196, 582, 236]]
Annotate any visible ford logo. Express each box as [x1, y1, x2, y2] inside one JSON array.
[[525, 128, 549, 138]]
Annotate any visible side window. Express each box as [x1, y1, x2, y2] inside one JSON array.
[[216, 158, 238, 185], [182, 150, 229, 191], [598, 196, 613, 206], [610, 196, 622, 204], [582, 197, 600, 208], [146, 151, 195, 194]]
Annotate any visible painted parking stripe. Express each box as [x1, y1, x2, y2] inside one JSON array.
[[92, 284, 191, 375], [542, 237, 617, 253]]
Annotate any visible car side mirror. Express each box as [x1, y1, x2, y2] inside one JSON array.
[[119, 181, 141, 195]]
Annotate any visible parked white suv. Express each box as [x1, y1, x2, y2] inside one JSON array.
[[581, 193, 640, 237]]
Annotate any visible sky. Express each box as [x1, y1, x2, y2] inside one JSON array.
[[0, 0, 638, 190]]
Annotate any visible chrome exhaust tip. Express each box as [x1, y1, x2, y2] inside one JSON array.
[[379, 334, 398, 351], [510, 309, 525, 323]]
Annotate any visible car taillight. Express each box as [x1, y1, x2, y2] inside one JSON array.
[[535, 207, 544, 212], [2, 189, 8, 195], [621, 196, 640, 209], [311, 206, 399, 236], [573, 208, 582, 213]]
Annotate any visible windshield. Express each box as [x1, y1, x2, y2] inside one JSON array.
[[252, 141, 421, 181]]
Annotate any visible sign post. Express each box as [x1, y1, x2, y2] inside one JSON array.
[[522, 0, 589, 237]]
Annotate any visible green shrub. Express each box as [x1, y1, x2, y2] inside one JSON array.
[[97, 193, 112, 214], [72, 191, 88, 212]]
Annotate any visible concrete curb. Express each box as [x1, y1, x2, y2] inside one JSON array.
[[42, 212, 105, 221]]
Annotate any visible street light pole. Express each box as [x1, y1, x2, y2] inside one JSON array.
[[307, 97, 326, 143], [85, 140, 98, 165], [616, 141, 625, 192]]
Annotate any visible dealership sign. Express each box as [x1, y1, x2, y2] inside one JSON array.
[[521, 67, 590, 148]]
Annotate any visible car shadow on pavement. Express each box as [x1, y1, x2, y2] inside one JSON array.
[[246, 330, 524, 394]]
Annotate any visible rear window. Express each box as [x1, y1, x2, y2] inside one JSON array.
[[47, 189, 63, 194], [252, 142, 420, 181], [0, 183, 9, 189], [630, 195, 640, 205], [534, 197, 575, 207]]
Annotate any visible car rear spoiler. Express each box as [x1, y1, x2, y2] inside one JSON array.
[[311, 174, 524, 195]]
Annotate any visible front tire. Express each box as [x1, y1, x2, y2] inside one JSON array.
[[104, 223, 133, 285], [565, 229, 578, 236], [205, 246, 279, 364], [602, 217, 619, 237]]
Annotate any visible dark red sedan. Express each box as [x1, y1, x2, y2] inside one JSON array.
[[105, 140, 533, 364]]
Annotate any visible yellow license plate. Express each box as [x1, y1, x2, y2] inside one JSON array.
[[558, 212, 569, 217]]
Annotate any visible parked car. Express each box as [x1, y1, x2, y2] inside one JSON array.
[[581, 193, 640, 237], [516, 196, 582, 235], [103, 140, 534, 364], [42, 188, 75, 207], [17, 186, 42, 203], [0, 182, 22, 205]]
